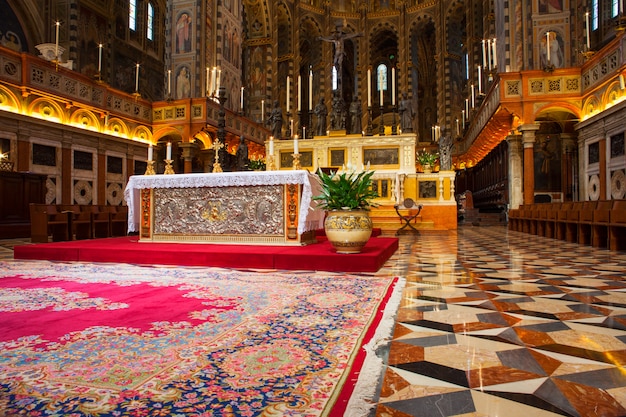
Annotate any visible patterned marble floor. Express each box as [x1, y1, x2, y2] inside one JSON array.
[[372, 226, 626, 417], [4, 228, 626, 416]]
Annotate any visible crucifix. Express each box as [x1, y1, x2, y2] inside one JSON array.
[[211, 139, 224, 173]]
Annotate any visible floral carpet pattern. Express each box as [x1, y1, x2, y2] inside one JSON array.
[[0, 260, 397, 416]]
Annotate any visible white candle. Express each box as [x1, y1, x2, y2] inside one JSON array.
[[465, 98, 469, 115], [482, 39, 487, 68], [471, 84, 475, 108], [367, 69, 372, 107], [462, 109, 465, 127], [55, 21, 60, 61], [135, 63, 140, 92], [456, 118, 460, 136], [492, 38, 497, 70], [261, 99, 265, 121], [269, 136, 274, 154], [309, 69, 313, 109], [241, 86, 244, 110], [211, 67, 217, 95], [148, 144, 153, 161], [166, 142, 172, 160], [216, 69, 221, 93], [487, 39, 492, 70], [391, 67, 396, 105], [98, 43, 103, 72], [546, 32, 551, 62], [206, 67, 210, 93], [293, 134, 299, 154], [431, 126, 434, 142], [297, 75, 301, 111], [286, 76, 290, 113], [379, 71, 383, 106], [168, 70, 171, 95], [290, 118, 294, 135], [303, 126, 306, 139], [585, 13, 591, 49], [477, 65, 482, 93]]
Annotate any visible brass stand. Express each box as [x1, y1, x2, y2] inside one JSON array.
[[164, 159, 175, 174], [267, 154, 277, 171], [144, 160, 156, 175], [379, 105, 385, 135], [366, 106, 373, 136], [292, 153, 301, 170]]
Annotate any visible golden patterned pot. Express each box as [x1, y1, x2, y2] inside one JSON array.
[[324, 209, 373, 254]]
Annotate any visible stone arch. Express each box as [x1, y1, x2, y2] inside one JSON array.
[[276, 2, 291, 58], [69, 109, 100, 131], [28, 98, 66, 124], [603, 80, 625, 107], [132, 125, 153, 143], [409, 14, 437, 142], [0, 85, 21, 112], [105, 117, 130, 138]]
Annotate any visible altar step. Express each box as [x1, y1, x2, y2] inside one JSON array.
[[369, 205, 435, 232]]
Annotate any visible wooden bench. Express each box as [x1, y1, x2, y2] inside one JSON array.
[[609, 200, 626, 251]]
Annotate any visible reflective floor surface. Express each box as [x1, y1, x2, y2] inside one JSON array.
[[373, 226, 626, 417], [3, 226, 626, 417]]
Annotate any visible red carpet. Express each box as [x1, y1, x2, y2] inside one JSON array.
[[14, 234, 399, 272]]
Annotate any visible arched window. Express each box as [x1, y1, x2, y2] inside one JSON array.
[[612, 0, 619, 17], [147, 3, 154, 40], [129, 0, 137, 31], [592, 0, 599, 31], [377, 63, 387, 92]]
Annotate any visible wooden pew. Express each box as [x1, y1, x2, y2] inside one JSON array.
[[29, 204, 71, 243], [591, 200, 613, 248], [577, 201, 597, 245], [609, 200, 626, 251]]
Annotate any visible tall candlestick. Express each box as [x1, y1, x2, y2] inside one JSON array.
[[98, 43, 103, 73], [546, 32, 551, 62], [471, 84, 475, 108], [148, 144, 153, 161], [297, 75, 301, 111], [465, 98, 469, 115], [206, 67, 210, 94], [456, 118, 460, 136], [303, 126, 306, 139], [462, 109, 466, 127], [487, 39, 492, 70], [55, 21, 60, 61], [211, 67, 217, 95], [168, 70, 171, 95], [241, 86, 245, 110], [261, 99, 265, 122], [477, 65, 482, 93], [166, 142, 172, 160], [135, 63, 140, 92], [309, 69, 313, 109], [492, 38, 497, 70], [216, 69, 221, 92], [290, 118, 294, 135], [286, 76, 290, 113], [379, 71, 383, 106], [392, 67, 396, 105], [482, 39, 487, 68], [585, 12, 591, 49], [293, 134, 299, 154], [367, 69, 372, 107], [269, 136, 274, 154]]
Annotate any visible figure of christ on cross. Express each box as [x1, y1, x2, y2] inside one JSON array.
[[319, 24, 362, 82]]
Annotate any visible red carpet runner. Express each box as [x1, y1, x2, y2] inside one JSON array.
[[14, 234, 399, 272]]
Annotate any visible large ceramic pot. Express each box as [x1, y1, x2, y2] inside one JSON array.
[[324, 209, 373, 254]]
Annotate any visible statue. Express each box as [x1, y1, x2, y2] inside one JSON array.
[[349, 95, 362, 134], [236, 135, 249, 171], [439, 129, 454, 171], [267, 100, 283, 138], [398, 92, 415, 132], [330, 90, 345, 130], [314, 97, 328, 136], [319, 24, 362, 71]]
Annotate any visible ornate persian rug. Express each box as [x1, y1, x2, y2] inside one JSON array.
[[0, 260, 399, 416]]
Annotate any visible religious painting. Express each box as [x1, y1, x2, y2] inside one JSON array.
[[176, 66, 191, 99], [176, 12, 192, 53], [77, 6, 107, 78], [538, 0, 564, 13], [362, 147, 399, 168], [418, 180, 437, 199], [540, 31, 564, 69], [0, 1, 27, 52], [250, 46, 266, 96], [280, 151, 313, 168], [329, 148, 346, 167]]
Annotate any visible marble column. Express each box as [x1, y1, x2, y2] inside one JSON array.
[[179, 142, 199, 174], [506, 133, 523, 209], [519, 124, 540, 205]]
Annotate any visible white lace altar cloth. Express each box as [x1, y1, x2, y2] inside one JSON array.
[[124, 170, 324, 235]]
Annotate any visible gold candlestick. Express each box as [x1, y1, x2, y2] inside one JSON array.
[[144, 160, 155, 175], [266, 154, 277, 171], [292, 153, 301, 170], [164, 159, 175, 174]]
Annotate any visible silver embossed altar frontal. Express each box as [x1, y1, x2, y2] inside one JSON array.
[[153, 186, 284, 237], [124, 171, 324, 245]]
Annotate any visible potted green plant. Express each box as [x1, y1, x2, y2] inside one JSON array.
[[416, 149, 438, 173], [313, 168, 379, 254]]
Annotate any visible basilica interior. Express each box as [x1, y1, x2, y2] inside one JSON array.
[[2, 0, 626, 415]]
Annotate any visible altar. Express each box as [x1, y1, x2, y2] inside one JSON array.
[[123, 171, 324, 245]]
